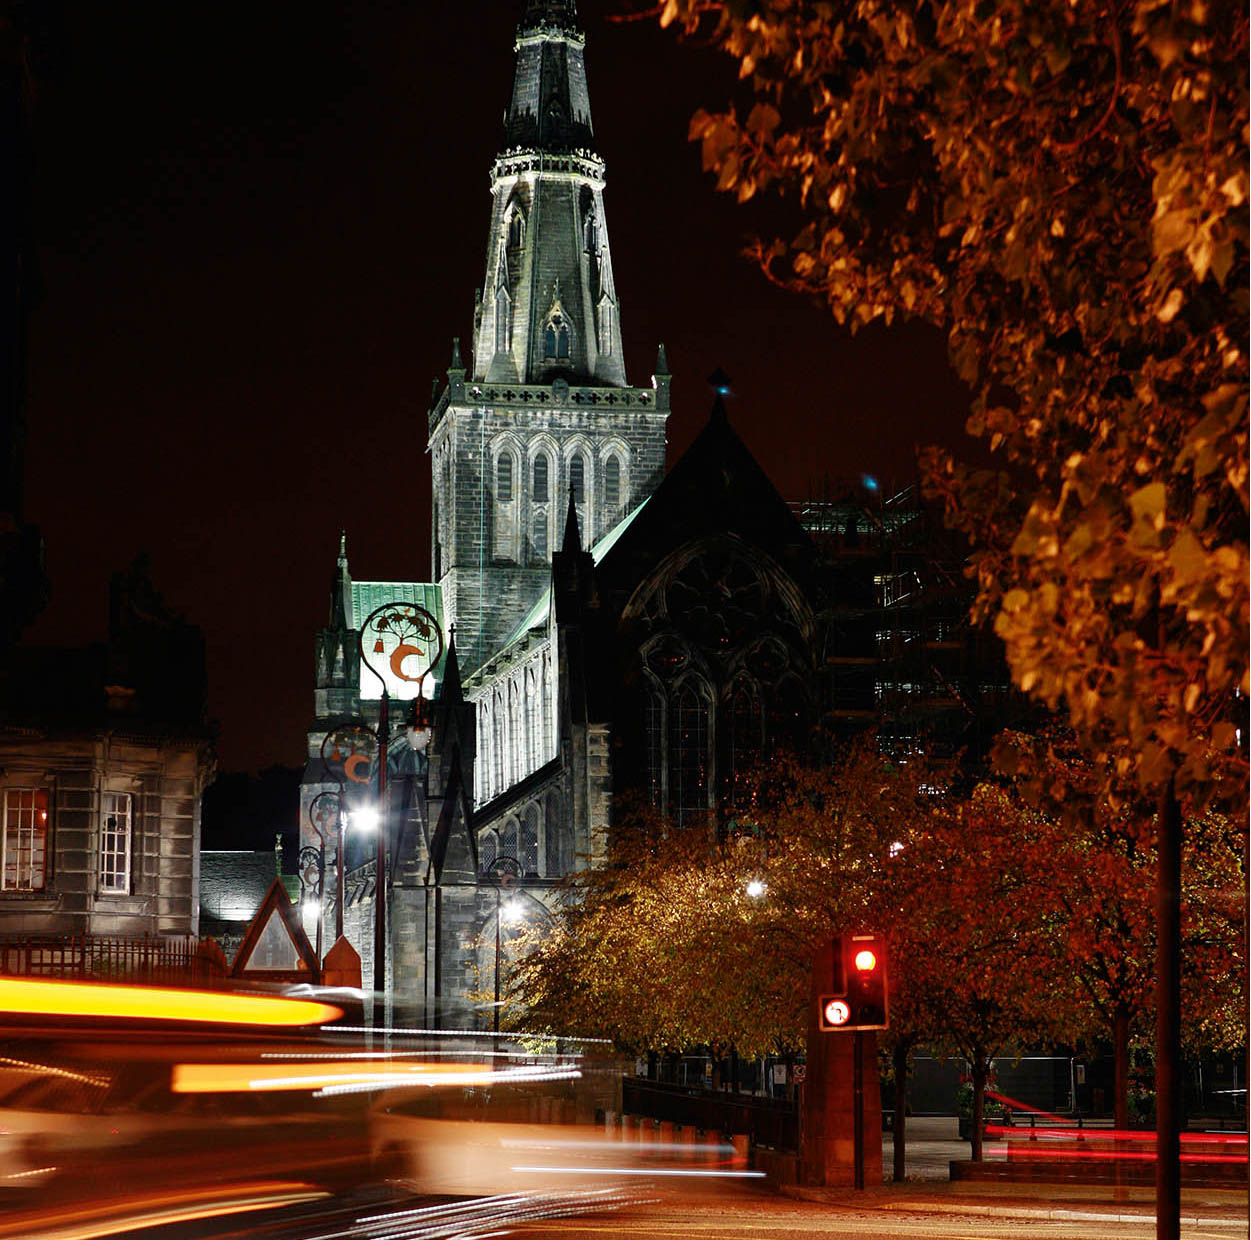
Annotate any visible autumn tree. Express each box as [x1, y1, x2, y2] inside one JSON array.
[[654, 0, 1248, 815], [997, 728, 1248, 1129]]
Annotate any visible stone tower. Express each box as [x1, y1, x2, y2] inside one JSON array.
[[429, 0, 670, 675]]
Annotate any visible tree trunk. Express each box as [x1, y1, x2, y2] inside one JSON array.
[[1156, 775, 1182, 1240], [892, 1039, 911, 1182], [1114, 1004, 1130, 1131], [970, 1053, 987, 1162]]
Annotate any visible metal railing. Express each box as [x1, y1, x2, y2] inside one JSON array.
[[0, 934, 227, 988]]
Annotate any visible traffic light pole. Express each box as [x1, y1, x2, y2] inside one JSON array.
[[853, 1032, 865, 1190]]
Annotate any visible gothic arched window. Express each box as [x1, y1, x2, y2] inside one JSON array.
[[669, 682, 709, 828], [569, 454, 585, 505], [544, 793, 566, 876], [544, 313, 570, 359], [727, 683, 763, 803], [604, 456, 621, 510], [500, 818, 518, 865], [520, 806, 539, 876], [479, 830, 498, 874], [584, 212, 597, 253], [507, 208, 525, 249], [497, 453, 513, 503], [645, 690, 664, 808], [532, 453, 549, 502], [532, 511, 548, 561]]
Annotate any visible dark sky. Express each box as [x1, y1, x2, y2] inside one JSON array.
[[21, 0, 971, 772]]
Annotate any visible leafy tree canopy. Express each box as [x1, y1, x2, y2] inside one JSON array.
[[655, 0, 1248, 813]]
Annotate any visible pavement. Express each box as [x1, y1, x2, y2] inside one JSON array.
[[780, 1117, 1249, 1229]]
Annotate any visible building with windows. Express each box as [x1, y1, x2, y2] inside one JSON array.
[[300, 0, 831, 1018], [0, 558, 215, 941]]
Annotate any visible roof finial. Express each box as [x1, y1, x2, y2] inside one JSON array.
[[337, 530, 348, 566], [654, 342, 670, 377], [450, 337, 464, 370], [708, 367, 732, 424]]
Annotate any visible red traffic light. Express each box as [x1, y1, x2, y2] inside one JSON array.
[[853, 948, 877, 972], [822, 998, 851, 1027]]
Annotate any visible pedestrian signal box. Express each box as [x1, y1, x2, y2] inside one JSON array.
[[818, 933, 888, 1031]]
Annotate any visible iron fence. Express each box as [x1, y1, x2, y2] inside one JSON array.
[[0, 934, 227, 988]]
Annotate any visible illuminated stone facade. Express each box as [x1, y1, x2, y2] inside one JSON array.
[[302, 1, 820, 1022]]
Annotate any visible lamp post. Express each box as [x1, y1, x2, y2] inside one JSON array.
[[487, 854, 523, 1036], [358, 602, 443, 1006], [320, 721, 379, 943], [306, 788, 343, 941]]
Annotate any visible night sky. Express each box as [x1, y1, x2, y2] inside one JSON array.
[[21, 1, 971, 773]]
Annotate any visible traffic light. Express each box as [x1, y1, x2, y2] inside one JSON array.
[[818, 933, 888, 1031]]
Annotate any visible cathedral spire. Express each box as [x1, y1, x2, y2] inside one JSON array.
[[330, 531, 352, 630], [473, 1, 625, 387]]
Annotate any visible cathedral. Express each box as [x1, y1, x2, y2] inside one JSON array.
[[301, 0, 826, 1018]]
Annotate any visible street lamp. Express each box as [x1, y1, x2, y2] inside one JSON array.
[[358, 602, 443, 1004], [487, 854, 523, 1035], [320, 721, 379, 944]]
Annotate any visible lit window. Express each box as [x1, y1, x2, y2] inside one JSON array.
[[569, 454, 585, 505], [3, 788, 49, 891], [100, 792, 131, 894], [533, 454, 549, 502], [497, 454, 513, 502]]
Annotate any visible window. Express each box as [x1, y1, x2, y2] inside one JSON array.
[[521, 806, 539, 875], [726, 687, 762, 803], [480, 830, 498, 874], [604, 456, 620, 509], [497, 453, 513, 503], [669, 685, 709, 828], [532, 454, 549, 502], [543, 313, 570, 359], [645, 692, 664, 807], [532, 511, 548, 561], [100, 792, 132, 894], [569, 454, 585, 504], [500, 819, 518, 864], [507, 209, 525, 249], [3, 788, 49, 891], [584, 213, 597, 252]]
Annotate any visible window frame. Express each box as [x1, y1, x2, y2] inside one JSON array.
[[2, 787, 51, 893], [99, 790, 132, 895]]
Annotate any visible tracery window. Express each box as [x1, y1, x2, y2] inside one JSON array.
[[645, 692, 664, 808], [497, 453, 513, 503], [533, 453, 549, 502], [543, 313, 571, 360], [669, 683, 709, 828], [726, 685, 763, 804], [569, 454, 585, 505]]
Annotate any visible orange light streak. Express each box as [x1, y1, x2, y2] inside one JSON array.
[[172, 1059, 493, 1092], [0, 978, 341, 1027]]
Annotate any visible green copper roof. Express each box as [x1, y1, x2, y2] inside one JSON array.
[[351, 582, 444, 701]]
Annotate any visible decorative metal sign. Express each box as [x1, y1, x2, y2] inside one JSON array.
[[321, 721, 379, 785], [359, 602, 444, 691]]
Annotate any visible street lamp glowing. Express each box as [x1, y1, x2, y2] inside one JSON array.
[[351, 807, 380, 833], [501, 898, 524, 925], [745, 879, 767, 899]]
